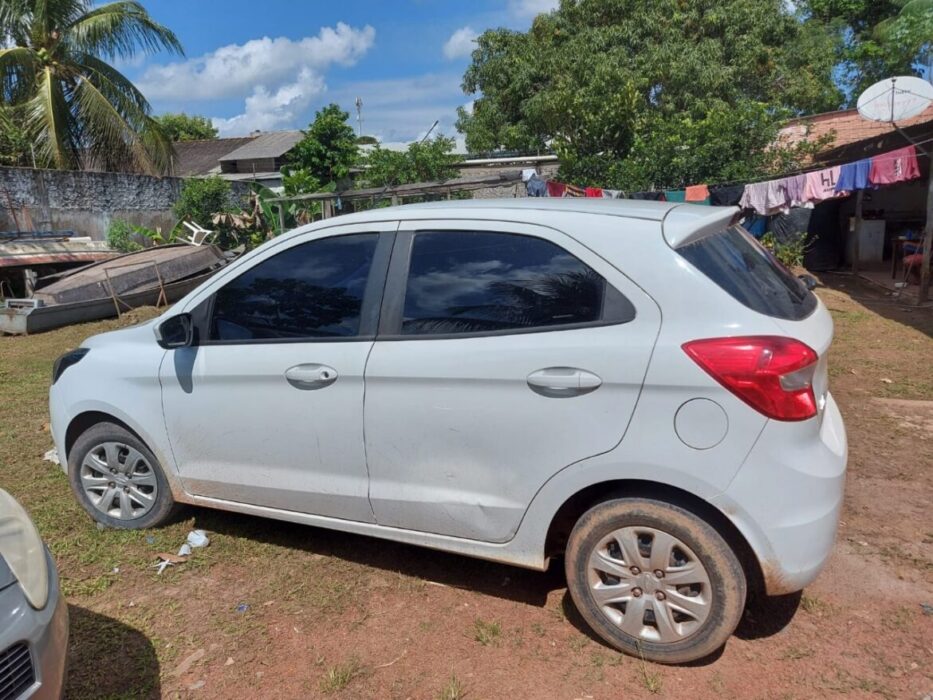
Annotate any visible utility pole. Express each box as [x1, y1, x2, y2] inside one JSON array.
[[355, 97, 363, 137]]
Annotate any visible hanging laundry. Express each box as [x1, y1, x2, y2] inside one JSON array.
[[521, 168, 538, 182], [546, 181, 566, 198], [564, 184, 585, 197], [629, 191, 666, 201], [835, 158, 873, 192], [784, 174, 811, 208], [603, 189, 621, 198], [743, 214, 768, 238], [526, 176, 547, 197], [803, 166, 845, 203], [868, 146, 920, 185], [685, 184, 710, 203], [740, 180, 788, 216], [709, 184, 744, 206], [664, 190, 686, 202], [585, 186, 604, 198]]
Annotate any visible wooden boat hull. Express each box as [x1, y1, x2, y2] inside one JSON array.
[[1, 270, 215, 335]]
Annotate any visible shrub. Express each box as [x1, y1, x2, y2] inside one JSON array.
[[761, 231, 808, 269], [173, 176, 236, 226], [106, 219, 142, 253]]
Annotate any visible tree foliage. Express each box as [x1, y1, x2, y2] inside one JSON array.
[[801, 0, 933, 100], [0, 0, 183, 174], [154, 112, 218, 141], [283, 104, 358, 192], [173, 176, 236, 225], [360, 136, 462, 188], [0, 104, 32, 166], [457, 0, 844, 189]]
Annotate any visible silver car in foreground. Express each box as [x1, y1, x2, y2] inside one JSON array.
[[0, 489, 68, 700], [50, 200, 846, 663]]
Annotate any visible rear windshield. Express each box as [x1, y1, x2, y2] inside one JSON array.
[[677, 225, 817, 321]]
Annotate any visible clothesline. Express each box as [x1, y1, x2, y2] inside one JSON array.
[[526, 141, 930, 216]]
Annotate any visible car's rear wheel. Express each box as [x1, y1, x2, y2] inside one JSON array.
[[565, 497, 746, 664], [68, 422, 177, 529]]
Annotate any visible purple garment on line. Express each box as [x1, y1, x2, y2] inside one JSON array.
[[784, 174, 808, 206]]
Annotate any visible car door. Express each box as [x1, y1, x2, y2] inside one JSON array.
[[363, 220, 661, 542], [159, 224, 395, 521]]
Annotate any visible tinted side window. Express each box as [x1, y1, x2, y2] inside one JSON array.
[[211, 233, 378, 340], [677, 226, 816, 321], [401, 231, 634, 335]]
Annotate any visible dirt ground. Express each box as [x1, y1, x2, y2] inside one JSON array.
[[0, 273, 931, 699]]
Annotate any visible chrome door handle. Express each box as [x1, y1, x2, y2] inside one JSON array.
[[526, 367, 602, 398], [284, 363, 338, 390]]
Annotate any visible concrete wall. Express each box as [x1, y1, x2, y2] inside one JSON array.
[[458, 157, 560, 200], [0, 166, 251, 241]]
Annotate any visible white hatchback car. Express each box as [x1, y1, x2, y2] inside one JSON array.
[[49, 199, 846, 663]]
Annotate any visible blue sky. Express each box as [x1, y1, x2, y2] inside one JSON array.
[[124, 0, 558, 148]]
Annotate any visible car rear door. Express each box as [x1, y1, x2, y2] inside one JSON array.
[[363, 219, 661, 542], [159, 224, 395, 521]]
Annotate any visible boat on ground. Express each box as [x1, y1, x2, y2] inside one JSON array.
[[0, 244, 226, 335]]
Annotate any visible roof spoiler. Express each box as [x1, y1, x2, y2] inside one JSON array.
[[662, 205, 742, 249]]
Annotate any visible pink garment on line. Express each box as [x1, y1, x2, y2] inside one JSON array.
[[869, 146, 921, 185], [804, 166, 845, 203], [784, 174, 811, 208]]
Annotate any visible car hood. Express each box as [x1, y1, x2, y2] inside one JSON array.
[[81, 315, 163, 349]]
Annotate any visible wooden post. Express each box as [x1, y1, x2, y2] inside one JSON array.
[[276, 203, 285, 234], [851, 189, 864, 274], [919, 165, 933, 303]]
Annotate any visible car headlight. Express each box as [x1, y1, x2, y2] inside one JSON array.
[[51, 347, 89, 385], [0, 489, 49, 609]]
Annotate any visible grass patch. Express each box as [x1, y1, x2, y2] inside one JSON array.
[[320, 656, 364, 693], [800, 594, 832, 617], [437, 674, 466, 700], [472, 618, 502, 646], [781, 645, 813, 660]]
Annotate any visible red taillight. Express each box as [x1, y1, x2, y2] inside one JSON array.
[[682, 336, 818, 421]]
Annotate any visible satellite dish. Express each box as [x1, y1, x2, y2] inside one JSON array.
[[857, 76, 933, 123]]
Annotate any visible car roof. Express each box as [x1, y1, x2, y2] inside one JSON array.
[[320, 198, 728, 224]]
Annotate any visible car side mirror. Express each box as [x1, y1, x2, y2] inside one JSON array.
[[797, 274, 818, 291], [155, 313, 194, 349]]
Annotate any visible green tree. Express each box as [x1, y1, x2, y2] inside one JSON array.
[[0, 0, 184, 174], [0, 105, 32, 166], [457, 0, 842, 189], [283, 104, 358, 192], [173, 176, 236, 225], [154, 112, 218, 141], [360, 136, 462, 188], [802, 0, 933, 99]]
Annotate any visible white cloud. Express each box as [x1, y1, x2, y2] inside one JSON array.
[[443, 26, 478, 60], [139, 23, 374, 101], [508, 0, 559, 19], [139, 23, 375, 136], [212, 68, 325, 136]]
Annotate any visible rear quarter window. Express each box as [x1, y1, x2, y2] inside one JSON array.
[[677, 225, 817, 321]]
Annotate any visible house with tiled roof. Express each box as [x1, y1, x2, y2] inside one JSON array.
[[170, 130, 304, 189]]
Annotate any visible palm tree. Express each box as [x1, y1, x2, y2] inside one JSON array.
[[0, 0, 183, 174]]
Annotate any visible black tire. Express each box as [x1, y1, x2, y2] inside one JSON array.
[[565, 497, 746, 664], [68, 421, 178, 529]]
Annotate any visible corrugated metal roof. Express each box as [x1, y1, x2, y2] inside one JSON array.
[[172, 137, 256, 176], [218, 131, 303, 162]]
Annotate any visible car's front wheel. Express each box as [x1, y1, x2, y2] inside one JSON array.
[[68, 422, 177, 529], [564, 497, 746, 664]]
